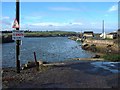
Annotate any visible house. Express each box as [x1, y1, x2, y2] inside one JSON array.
[[83, 31, 94, 38], [106, 32, 117, 39], [118, 29, 120, 37], [100, 31, 117, 39]]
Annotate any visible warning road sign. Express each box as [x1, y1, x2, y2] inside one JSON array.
[[12, 19, 19, 28], [12, 30, 24, 40]]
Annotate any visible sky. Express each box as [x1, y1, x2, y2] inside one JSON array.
[[1, 2, 119, 33]]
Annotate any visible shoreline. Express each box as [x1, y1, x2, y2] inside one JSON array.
[[2, 57, 106, 69], [72, 58, 104, 61]]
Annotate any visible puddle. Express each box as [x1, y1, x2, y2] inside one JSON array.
[[91, 61, 120, 74]]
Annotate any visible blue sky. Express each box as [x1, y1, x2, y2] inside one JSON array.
[[1, 2, 118, 33]]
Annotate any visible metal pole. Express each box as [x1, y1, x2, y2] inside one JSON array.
[[16, 0, 20, 73]]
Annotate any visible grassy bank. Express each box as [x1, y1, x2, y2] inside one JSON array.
[[86, 49, 120, 62], [88, 45, 120, 62], [1, 31, 78, 37], [24, 31, 77, 37], [1, 31, 77, 43], [102, 54, 120, 62]]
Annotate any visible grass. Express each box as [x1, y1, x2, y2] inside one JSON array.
[[24, 31, 77, 37], [102, 54, 120, 62], [95, 45, 120, 62], [84, 44, 120, 62], [2, 31, 77, 37]]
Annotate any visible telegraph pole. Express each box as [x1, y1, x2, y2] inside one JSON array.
[[16, 0, 20, 73]]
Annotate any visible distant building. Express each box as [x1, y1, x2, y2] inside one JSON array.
[[100, 32, 106, 39], [106, 32, 117, 39], [118, 29, 120, 37], [83, 31, 94, 38]]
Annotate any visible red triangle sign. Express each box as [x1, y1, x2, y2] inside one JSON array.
[[12, 19, 19, 28]]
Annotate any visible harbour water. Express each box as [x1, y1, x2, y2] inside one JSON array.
[[2, 37, 94, 67], [1, 37, 120, 74]]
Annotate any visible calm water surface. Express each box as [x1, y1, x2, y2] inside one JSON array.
[[2, 37, 95, 67]]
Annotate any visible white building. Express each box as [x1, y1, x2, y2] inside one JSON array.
[[100, 32, 106, 39]]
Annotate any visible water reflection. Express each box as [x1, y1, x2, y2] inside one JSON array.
[[91, 61, 120, 73]]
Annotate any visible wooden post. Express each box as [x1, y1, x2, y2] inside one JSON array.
[[34, 52, 39, 71], [34, 52, 37, 63], [16, 0, 20, 73]]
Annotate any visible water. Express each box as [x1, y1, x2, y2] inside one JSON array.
[[2, 37, 94, 68], [91, 61, 120, 73]]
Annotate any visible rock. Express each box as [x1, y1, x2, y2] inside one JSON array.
[[21, 64, 27, 70], [21, 61, 36, 70], [82, 43, 88, 46], [43, 61, 48, 64], [37, 61, 43, 65], [21, 61, 49, 70], [27, 61, 36, 67], [81, 43, 90, 50], [92, 54, 100, 58], [91, 44, 96, 47], [37, 61, 49, 64], [90, 44, 97, 52], [107, 45, 112, 48]]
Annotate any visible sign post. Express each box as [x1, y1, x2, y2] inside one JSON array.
[[13, 0, 20, 73]]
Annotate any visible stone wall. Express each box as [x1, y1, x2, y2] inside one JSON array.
[[1, 35, 14, 43], [85, 39, 114, 45], [82, 39, 119, 54]]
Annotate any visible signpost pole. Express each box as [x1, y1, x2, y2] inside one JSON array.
[[16, 0, 20, 73]]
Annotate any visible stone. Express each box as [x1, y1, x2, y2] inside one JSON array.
[[92, 54, 100, 58], [37, 61, 43, 65]]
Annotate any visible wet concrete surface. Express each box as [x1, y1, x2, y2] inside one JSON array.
[[68, 61, 118, 76]]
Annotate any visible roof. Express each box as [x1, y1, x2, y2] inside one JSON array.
[[109, 32, 117, 34], [84, 31, 93, 34]]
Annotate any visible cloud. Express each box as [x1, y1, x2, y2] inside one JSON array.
[[2, 21, 11, 25], [108, 5, 118, 12], [2, 16, 12, 26], [24, 16, 42, 20], [2, 16, 10, 20], [49, 7, 78, 11], [70, 22, 83, 25], [26, 22, 83, 27], [91, 22, 97, 25], [28, 22, 68, 27]]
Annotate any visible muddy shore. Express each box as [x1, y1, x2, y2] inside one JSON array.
[[2, 61, 119, 89]]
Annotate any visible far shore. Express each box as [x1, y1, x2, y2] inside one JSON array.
[[1, 31, 78, 43]]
